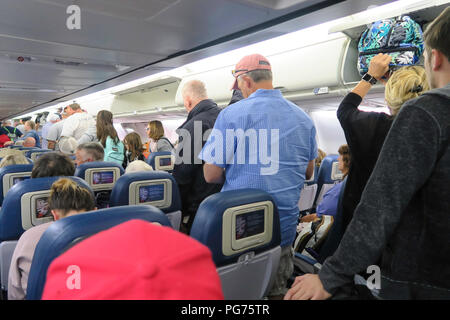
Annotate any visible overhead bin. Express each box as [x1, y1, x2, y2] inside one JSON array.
[[175, 33, 361, 105], [109, 76, 182, 116]]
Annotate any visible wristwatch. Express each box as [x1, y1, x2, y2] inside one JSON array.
[[362, 73, 377, 85]]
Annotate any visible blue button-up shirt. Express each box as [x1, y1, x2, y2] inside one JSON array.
[[200, 89, 317, 247]]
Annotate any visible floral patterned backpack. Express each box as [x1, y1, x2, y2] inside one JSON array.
[[358, 15, 424, 75]]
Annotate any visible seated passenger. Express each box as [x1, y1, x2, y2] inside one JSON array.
[[96, 110, 124, 165], [21, 121, 41, 148], [300, 145, 350, 223], [122, 132, 145, 169], [315, 148, 326, 168], [8, 178, 95, 300], [74, 142, 104, 167], [41, 219, 223, 300], [22, 137, 36, 148], [58, 137, 78, 155], [124, 160, 153, 174], [0, 154, 29, 168], [0, 127, 12, 148], [146, 120, 174, 153], [31, 152, 75, 178]]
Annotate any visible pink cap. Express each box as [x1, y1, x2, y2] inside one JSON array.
[[42, 220, 224, 300], [231, 54, 271, 90]]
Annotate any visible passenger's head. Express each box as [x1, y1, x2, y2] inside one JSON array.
[[147, 120, 164, 141], [96, 110, 119, 147], [42, 219, 224, 300], [385, 66, 429, 116], [232, 54, 273, 98], [23, 137, 36, 148], [124, 132, 144, 159], [59, 137, 79, 155], [75, 142, 104, 166], [48, 178, 95, 221], [31, 152, 75, 178], [423, 6, 450, 89], [125, 160, 153, 174], [65, 103, 82, 116], [315, 148, 326, 168], [2, 120, 11, 127], [337, 144, 351, 177], [24, 120, 36, 132], [182, 80, 208, 112], [0, 154, 29, 168], [46, 113, 61, 124]]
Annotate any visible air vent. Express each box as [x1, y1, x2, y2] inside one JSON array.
[[54, 59, 82, 66]]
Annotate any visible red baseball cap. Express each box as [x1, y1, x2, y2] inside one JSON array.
[[231, 54, 271, 90], [42, 220, 224, 300]]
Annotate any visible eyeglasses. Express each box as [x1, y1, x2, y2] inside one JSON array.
[[231, 69, 248, 77]]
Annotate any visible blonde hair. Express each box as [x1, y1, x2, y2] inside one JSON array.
[[125, 160, 153, 174], [0, 154, 29, 168], [385, 66, 429, 116], [0, 148, 24, 159], [315, 148, 326, 168]]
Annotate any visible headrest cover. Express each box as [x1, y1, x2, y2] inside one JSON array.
[[42, 220, 224, 300]]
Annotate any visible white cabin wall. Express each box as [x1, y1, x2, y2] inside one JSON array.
[[309, 110, 347, 155]]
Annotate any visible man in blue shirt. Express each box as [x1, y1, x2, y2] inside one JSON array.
[[200, 53, 317, 298]]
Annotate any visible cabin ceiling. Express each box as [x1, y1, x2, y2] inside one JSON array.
[[0, 0, 394, 120]]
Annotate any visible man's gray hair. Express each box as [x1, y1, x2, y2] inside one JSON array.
[[242, 69, 273, 83], [182, 80, 208, 100], [77, 142, 105, 161]]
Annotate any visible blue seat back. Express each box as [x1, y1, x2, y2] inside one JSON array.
[[25, 149, 53, 161], [191, 189, 281, 266], [315, 155, 342, 205], [109, 171, 182, 229], [146, 152, 175, 172], [26, 205, 171, 300], [74, 161, 124, 192], [0, 164, 34, 207], [0, 176, 93, 242], [190, 189, 281, 299]]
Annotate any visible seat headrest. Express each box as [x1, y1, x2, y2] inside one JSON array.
[[146, 152, 175, 171], [0, 164, 34, 206], [190, 189, 281, 267], [26, 205, 170, 300], [109, 171, 181, 213], [0, 176, 93, 241], [74, 161, 124, 191], [25, 149, 52, 161], [317, 155, 339, 185]]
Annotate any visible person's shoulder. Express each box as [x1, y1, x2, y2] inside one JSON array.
[[19, 222, 52, 243]]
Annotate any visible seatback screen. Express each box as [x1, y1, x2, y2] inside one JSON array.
[[159, 157, 172, 167], [235, 209, 265, 240], [36, 197, 51, 219], [92, 171, 114, 185], [13, 176, 30, 185], [139, 184, 165, 203]]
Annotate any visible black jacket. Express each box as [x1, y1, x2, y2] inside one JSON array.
[[320, 85, 450, 299], [337, 93, 394, 230], [172, 99, 223, 217]]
